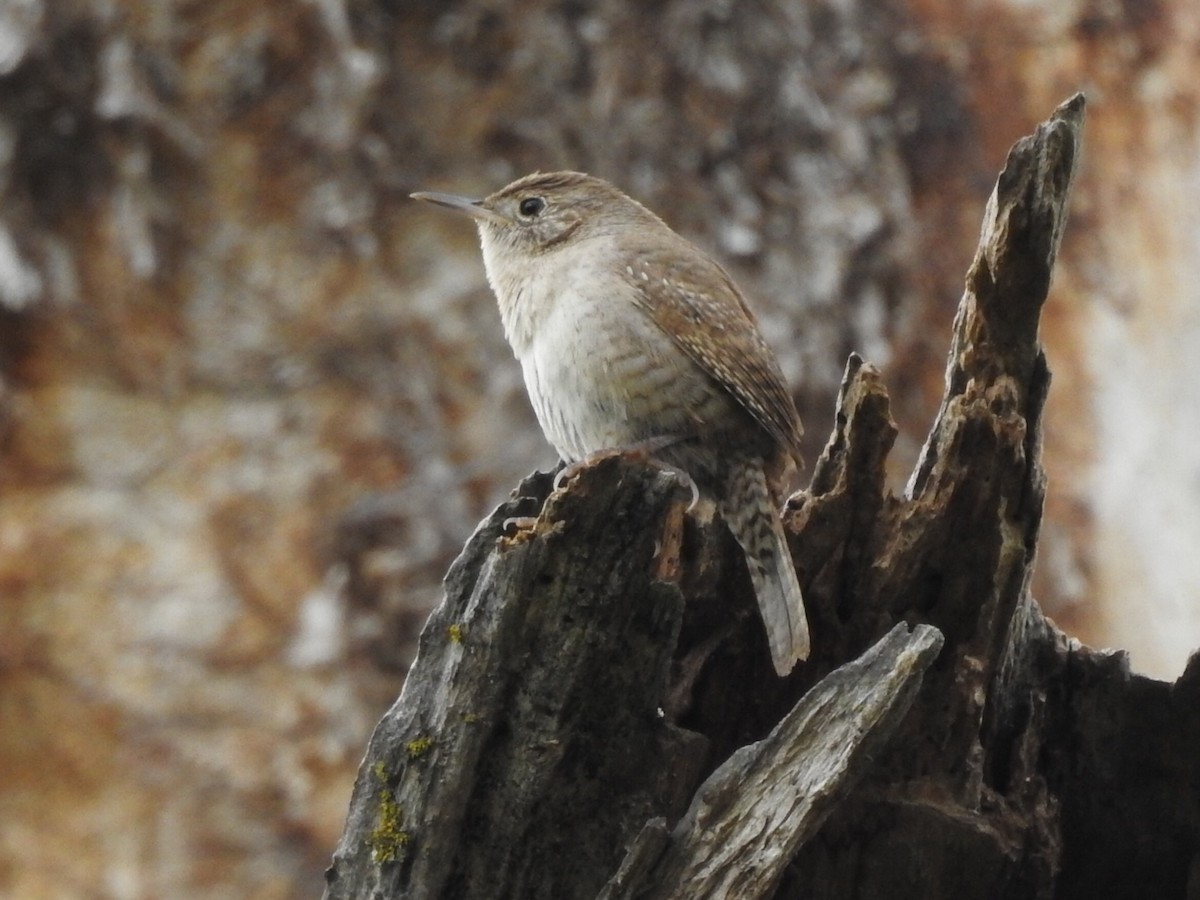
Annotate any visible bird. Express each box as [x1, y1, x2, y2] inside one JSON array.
[[411, 171, 810, 674]]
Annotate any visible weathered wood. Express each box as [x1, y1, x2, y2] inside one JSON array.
[[603, 623, 944, 900], [777, 94, 1084, 900], [322, 459, 707, 900], [324, 94, 1200, 900], [780, 93, 1196, 900]]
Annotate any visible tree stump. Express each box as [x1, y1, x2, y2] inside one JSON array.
[[323, 95, 1200, 900]]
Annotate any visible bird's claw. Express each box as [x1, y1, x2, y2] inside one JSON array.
[[654, 462, 701, 512], [502, 515, 538, 534], [552, 459, 590, 492]]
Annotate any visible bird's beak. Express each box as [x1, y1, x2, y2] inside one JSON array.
[[410, 190, 510, 226]]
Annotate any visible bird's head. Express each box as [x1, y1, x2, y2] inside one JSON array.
[[411, 171, 661, 262]]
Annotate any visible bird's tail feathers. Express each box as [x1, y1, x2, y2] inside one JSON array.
[[721, 463, 811, 675], [748, 519, 810, 674]]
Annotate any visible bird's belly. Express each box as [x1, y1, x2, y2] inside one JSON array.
[[520, 301, 729, 463]]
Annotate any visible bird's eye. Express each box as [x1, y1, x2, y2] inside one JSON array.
[[518, 197, 546, 218]]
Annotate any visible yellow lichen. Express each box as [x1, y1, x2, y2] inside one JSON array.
[[405, 735, 434, 759], [447, 623, 464, 644], [368, 761, 410, 864]]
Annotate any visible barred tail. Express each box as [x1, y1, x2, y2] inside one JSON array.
[[721, 462, 811, 675], [751, 515, 810, 674]]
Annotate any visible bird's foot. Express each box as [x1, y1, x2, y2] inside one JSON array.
[[553, 452, 616, 492], [501, 515, 539, 534], [552, 437, 700, 511]]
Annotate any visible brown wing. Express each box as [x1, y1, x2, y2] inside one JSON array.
[[618, 234, 803, 459]]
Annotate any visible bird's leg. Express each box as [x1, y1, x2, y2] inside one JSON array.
[[552, 436, 701, 510], [504, 439, 695, 535]]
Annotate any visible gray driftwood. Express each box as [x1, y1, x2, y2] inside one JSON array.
[[324, 94, 1200, 900]]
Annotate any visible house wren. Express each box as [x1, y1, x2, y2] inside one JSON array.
[[411, 171, 810, 674]]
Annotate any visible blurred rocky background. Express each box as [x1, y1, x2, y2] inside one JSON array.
[[0, 0, 1196, 897]]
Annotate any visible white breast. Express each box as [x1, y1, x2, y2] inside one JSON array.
[[481, 231, 725, 462]]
